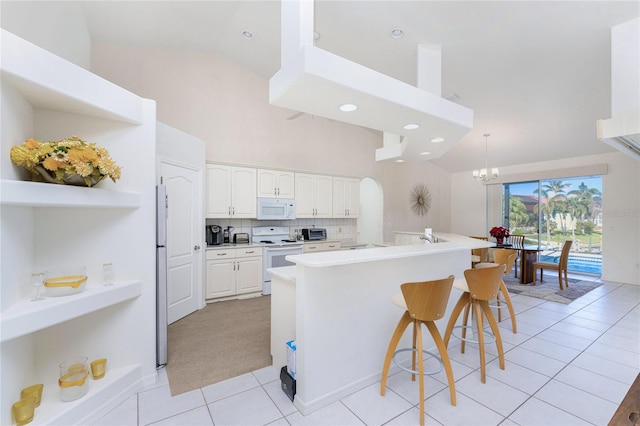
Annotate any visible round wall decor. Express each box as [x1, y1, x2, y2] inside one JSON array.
[[410, 183, 432, 216]]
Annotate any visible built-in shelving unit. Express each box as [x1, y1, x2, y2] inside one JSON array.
[[0, 281, 142, 342], [0, 180, 142, 208], [1, 29, 156, 425]]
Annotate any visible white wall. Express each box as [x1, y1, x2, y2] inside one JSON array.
[[0, 2, 90, 69], [451, 152, 640, 285], [90, 42, 455, 242]]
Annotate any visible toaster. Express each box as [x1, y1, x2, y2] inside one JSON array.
[[233, 233, 250, 244], [302, 228, 326, 240]]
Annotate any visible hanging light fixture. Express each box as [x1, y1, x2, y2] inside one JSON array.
[[472, 133, 499, 182]]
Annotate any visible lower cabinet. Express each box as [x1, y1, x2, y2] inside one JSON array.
[[303, 241, 342, 253], [206, 247, 263, 299]]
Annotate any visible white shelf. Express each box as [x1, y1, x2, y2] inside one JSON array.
[[1, 29, 143, 125], [31, 364, 141, 425], [0, 281, 142, 342], [0, 180, 141, 208]]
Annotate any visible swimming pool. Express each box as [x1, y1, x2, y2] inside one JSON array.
[[538, 253, 602, 275]]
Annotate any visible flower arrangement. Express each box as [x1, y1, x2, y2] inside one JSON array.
[[489, 226, 510, 241], [10, 136, 121, 187]]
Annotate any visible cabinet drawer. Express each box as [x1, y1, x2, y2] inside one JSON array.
[[324, 242, 341, 251], [206, 249, 236, 260], [304, 244, 322, 253], [236, 247, 262, 258]]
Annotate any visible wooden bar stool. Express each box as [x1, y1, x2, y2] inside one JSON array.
[[474, 249, 518, 333], [380, 276, 456, 426], [443, 265, 505, 383]]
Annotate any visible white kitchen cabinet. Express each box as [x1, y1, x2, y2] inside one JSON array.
[[0, 30, 155, 425], [257, 169, 295, 199], [303, 241, 342, 253], [333, 177, 360, 218], [206, 247, 262, 299], [295, 173, 333, 218], [206, 165, 256, 218]]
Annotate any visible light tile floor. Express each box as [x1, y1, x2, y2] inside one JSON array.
[[94, 274, 640, 425]]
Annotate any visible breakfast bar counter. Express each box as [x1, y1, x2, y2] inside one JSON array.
[[269, 233, 492, 415]]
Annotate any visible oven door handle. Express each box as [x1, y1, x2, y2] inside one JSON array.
[[265, 246, 303, 252]]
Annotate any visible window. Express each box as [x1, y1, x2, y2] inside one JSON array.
[[502, 176, 602, 275]]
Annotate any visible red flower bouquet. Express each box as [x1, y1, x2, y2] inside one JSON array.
[[489, 226, 510, 243]]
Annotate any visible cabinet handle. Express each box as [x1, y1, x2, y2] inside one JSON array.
[[328, 245, 336, 248], [245, 250, 255, 254], [237, 262, 240, 270], [277, 188, 280, 196], [233, 262, 236, 270], [228, 206, 231, 216], [274, 188, 277, 196], [217, 253, 227, 256], [232, 206, 235, 215]]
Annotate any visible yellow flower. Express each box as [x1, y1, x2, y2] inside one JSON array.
[[10, 136, 121, 185], [43, 157, 63, 171]]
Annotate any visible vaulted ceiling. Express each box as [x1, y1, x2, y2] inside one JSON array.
[[80, 1, 639, 172]]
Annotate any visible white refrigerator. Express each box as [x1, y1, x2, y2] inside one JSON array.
[[156, 184, 168, 366]]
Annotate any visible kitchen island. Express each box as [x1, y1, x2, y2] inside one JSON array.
[[269, 233, 493, 415]]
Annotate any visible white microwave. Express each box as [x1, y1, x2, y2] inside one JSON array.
[[256, 197, 296, 220]]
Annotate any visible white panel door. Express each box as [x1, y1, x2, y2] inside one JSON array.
[[162, 162, 201, 324]]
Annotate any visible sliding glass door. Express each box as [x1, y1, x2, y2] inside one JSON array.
[[502, 176, 602, 275]]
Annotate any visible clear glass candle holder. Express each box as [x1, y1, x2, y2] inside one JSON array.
[[102, 263, 114, 286]]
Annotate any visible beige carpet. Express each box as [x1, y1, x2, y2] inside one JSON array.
[[166, 295, 271, 396]]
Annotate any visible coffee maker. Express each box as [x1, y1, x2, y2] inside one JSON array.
[[206, 225, 223, 245], [223, 226, 234, 244]]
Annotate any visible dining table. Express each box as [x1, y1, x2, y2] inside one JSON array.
[[495, 243, 542, 284]]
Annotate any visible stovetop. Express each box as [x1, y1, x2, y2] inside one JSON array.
[[251, 226, 303, 247]]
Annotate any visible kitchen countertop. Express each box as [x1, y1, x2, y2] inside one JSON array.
[[286, 233, 493, 268], [206, 243, 264, 249]]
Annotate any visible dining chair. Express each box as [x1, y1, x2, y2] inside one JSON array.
[[469, 236, 489, 266], [533, 240, 573, 289], [505, 235, 525, 278]]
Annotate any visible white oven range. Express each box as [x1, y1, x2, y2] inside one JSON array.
[[252, 226, 303, 295]]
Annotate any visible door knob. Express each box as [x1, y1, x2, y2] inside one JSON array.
[[194, 245, 200, 251]]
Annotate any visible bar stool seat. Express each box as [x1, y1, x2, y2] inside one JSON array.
[[380, 276, 456, 426], [444, 266, 506, 383]]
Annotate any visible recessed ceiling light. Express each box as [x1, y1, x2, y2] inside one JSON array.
[[403, 123, 419, 130], [339, 103, 358, 112], [395, 159, 405, 163], [430, 137, 445, 143], [419, 151, 431, 156], [390, 28, 404, 39], [242, 31, 254, 40]]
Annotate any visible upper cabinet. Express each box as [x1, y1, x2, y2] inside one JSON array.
[[257, 169, 295, 199], [295, 173, 332, 218], [333, 177, 360, 218], [206, 164, 256, 218]]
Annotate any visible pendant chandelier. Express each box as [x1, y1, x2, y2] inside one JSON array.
[[472, 133, 499, 182]]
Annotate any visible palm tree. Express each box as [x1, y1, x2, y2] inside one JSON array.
[[568, 182, 602, 225], [535, 180, 570, 246]]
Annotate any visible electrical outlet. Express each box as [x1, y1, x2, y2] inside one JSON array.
[[338, 227, 342, 233]]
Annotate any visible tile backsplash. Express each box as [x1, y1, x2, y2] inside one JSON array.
[[205, 218, 358, 243]]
